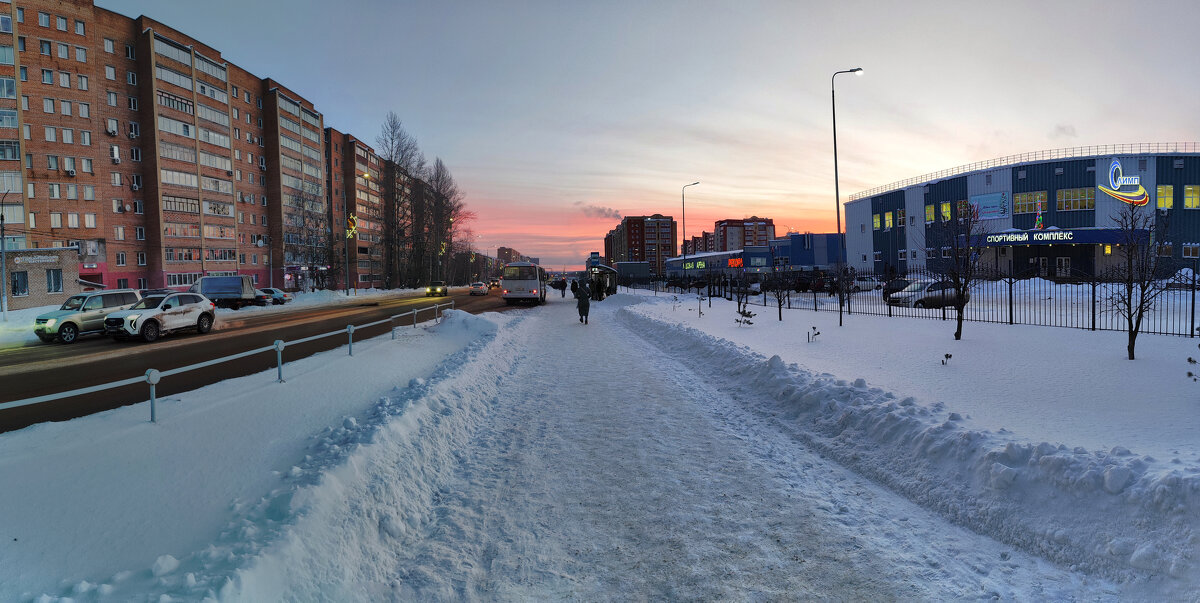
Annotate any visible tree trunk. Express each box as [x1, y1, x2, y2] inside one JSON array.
[[1127, 329, 1137, 360], [954, 305, 964, 340]]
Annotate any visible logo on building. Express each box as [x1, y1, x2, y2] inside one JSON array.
[[1097, 158, 1149, 206]]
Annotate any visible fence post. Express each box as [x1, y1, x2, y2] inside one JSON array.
[[813, 289, 818, 311], [274, 340, 286, 382], [347, 324, 355, 356], [145, 368, 160, 423], [1091, 282, 1097, 331], [1008, 277, 1014, 325]]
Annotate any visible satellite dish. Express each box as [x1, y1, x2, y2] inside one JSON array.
[[256, 239, 265, 247], [124, 204, 132, 211]]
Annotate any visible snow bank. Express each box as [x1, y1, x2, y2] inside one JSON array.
[[616, 298, 1198, 596], [0, 304, 56, 346]]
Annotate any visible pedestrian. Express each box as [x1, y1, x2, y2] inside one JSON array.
[[575, 279, 591, 324], [570, 279, 578, 296], [560, 278, 566, 298]]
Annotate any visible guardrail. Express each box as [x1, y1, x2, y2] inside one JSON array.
[[0, 300, 456, 423]]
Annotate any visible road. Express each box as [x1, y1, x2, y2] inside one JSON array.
[[0, 289, 514, 433]]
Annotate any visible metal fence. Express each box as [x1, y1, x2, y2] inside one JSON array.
[[0, 301, 456, 423], [725, 268, 1199, 337]]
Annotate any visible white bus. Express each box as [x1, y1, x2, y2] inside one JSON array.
[[500, 261, 548, 305]]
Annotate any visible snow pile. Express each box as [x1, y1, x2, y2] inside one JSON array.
[[0, 305, 53, 346], [617, 296, 1198, 596], [0, 309, 499, 601]]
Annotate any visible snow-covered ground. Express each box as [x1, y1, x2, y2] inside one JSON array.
[[0, 290, 1195, 600]]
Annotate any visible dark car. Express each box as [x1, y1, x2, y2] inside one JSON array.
[[425, 281, 448, 297], [883, 278, 911, 299], [251, 289, 274, 307]]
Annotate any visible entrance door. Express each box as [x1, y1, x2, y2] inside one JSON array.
[[1056, 257, 1071, 277], [1037, 257, 1049, 277]]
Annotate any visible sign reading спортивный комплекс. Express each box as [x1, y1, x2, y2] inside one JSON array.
[[977, 228, 1137, 247]]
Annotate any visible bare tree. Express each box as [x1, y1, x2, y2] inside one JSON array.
[[283, 177, 335, 292], [767, 245, 790, 321], [928, 200, 992, 340], [1104, 202, 1174, 360], [376, 112, 425, 288]]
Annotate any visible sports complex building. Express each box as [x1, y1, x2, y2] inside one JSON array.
[[844, 143, 1200, 280]]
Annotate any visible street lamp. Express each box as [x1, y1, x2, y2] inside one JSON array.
[[681, 181, 699, 291], [832, 67, 862, 327], [255, 234, 272, 288]]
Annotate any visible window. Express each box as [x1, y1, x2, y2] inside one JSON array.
[[43, 97, 53, 113], [44, 126, 55, 141], [1014, 191, 1047, 214], [84, 213, 95, 228], [56, 16, 67, 31], [111, 171, 121, 186], [81, 131, 91, 146], [57, 42, 67, 59], [126, 71, 137, 85], [114, 225, 124, 240], [873, 251, 881, 262], [942, 247, 952, 259], [46, 155, 58, 170], [0, 16, 10, 34], [131, 147, 141, 161], [125, 44, 135, 60], [1056, 187, 1095, 211], [77, 74, 88, 90], [59, 71, 69, 87], [924, 204, 934, 223], [115, 251, 126, 266], [83, 185, 93, 200], [128, 96, 137, 110], [78, 103, 89, 118], [61, 100, 71, 116], [107, 91, 117, 106], [135, 227, 145, 241], [62, 129, 72, 144], [106, 117, 118, 134], [46, 269, 63, 293], [41, 69, 53, 84], [104, 38, 114, 53], [897, 208, 906, 227], [75, 46, 85, 62], [105, 65, 114, 80], [0, 110, 14, 128], [0, 45, 12, 65], [18, 66, 25, 81], [50, 212, 61, 227], [0, 141, 17, 159], [10, 271, 28, 297], [66, 211, 77, 227], [38, 39, 50, 54], [1186, 185, 1200, 210], [38, 12, 49, 27], [1154, 185, 1174, 210], [872, 213, 880, 230], [899, 249, 907, 260], [136, 252, 146, 265], [1184, 244, 1200, 259], [1158, 243, 1174, 257], [65, 183, 76, 198], [75, 20, 84, 35], [884, 211, 894, 229]]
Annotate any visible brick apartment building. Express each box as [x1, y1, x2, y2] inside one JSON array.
[[326, 127, 384, 289], [683, 231, 713, 255], [604, 214, 676, 276], [713, 216, 775, 252], [4, 1, 334, 292]]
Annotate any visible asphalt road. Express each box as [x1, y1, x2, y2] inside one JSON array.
[[0, 289, 517, 433]]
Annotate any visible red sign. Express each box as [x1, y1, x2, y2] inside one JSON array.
[[728, 258, 743, 268]]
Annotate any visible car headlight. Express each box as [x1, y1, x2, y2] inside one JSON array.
[[426, 287, 431, 292], [126, 314, 141, 328], [44, 318, 57, 327]]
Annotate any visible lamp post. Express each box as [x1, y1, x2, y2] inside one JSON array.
[[832, 67, 862, 327], [681, 181, 699, 291], [256, 234, 272, 288]]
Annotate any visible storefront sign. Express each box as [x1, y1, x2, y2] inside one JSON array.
[[14, 255, 58, 264], [728, 258, 743, 268], [978, 228, 1134, 247], [1097, 158, 1149, 206]]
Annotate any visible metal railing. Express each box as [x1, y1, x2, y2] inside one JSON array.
[[849, 142, 1200, 201], [0, 301, 455, 423]]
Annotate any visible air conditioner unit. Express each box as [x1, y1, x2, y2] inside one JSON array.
[[128, 132, 139, 139], [259, 165, 266, 171], [116, 205, 125, 213], [226, 170, 233, 176], [131, 183, 140, 191], [112, 157, 121, 164], [106, 128, 117, 136], [65, 169, 76, 177]]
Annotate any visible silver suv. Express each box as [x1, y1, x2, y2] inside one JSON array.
[[34, 289, 142, 344]]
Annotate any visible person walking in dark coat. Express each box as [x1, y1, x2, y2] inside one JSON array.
[[574, 279, 591, 324]]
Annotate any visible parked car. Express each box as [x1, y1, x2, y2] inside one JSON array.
[[104, 292, 217, 342], [885, 280, 969, 308], [251, 289, 274, 307], [258, 287, 293, 305], [883, 278, 912, 300], [33, 289, 142, 344], [188, 275, 256, 309], [425, 281, 448, 297], [469, 282, 488, 295], [852, 275, 883, 291]]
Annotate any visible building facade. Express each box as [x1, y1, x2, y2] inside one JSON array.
[[713, 217, 775, 252], [605, 213, 676, 276], [325, 127, 383, 289], [845, 144, 1200, 279]]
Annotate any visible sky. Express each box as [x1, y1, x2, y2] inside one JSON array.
[[98, 0, 1200, 269]]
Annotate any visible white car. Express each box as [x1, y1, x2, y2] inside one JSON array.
[[852, 276, 882, 291], [104, 292, 217, 342]]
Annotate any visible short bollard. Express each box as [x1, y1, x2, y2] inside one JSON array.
[[347, 324, 355, 356], [274, 340, 286, 383], [145, 368, 161, 423]]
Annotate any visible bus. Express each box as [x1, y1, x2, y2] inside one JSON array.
[[500, 261, 548, 305]]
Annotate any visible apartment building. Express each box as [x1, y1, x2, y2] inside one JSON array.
[[326, 127, 383, 289], [605, 214, 676, 276], [5, 1, 326, 292], [713, 216, 775, 252]]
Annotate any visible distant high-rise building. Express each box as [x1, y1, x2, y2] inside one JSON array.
[[605, 214, 676, 276], [714, 217, 775, 251]]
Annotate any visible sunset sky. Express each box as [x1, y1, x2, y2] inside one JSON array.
[[102, 0, 1200, 269]]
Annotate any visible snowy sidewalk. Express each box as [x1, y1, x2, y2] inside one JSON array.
[[228, 296, 1117, 600]]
